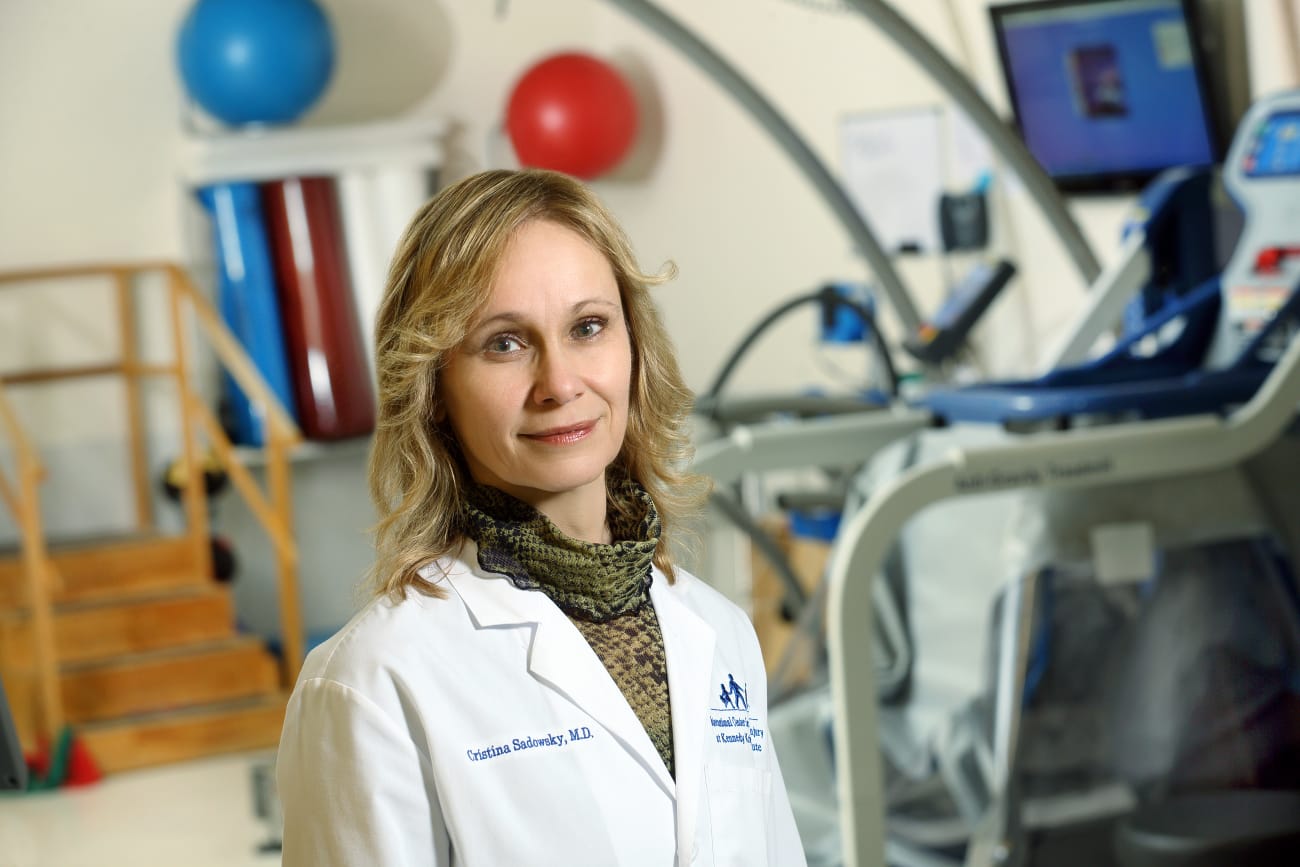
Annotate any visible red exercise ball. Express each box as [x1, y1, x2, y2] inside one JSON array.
[[506, 52, 638, 180]]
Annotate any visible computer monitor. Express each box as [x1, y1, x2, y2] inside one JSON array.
[[991, 0, 1222, 193]]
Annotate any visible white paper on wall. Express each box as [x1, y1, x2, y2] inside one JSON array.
[[838, 104, 993, 254]]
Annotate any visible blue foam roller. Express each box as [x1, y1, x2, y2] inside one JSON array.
[[197, 182, 298, 446]]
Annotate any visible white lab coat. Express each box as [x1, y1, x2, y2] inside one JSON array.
[[277, 542, 808, 866]]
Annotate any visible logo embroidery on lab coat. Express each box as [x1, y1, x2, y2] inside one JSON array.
[[465, 725, 595, 763], [709, 673, 765, 752]]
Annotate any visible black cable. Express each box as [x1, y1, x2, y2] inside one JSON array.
[[703, 286, 899, 418], [815, 285, 899, 398]]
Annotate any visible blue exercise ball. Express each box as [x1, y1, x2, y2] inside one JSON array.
[[177, 0, 335, 127]]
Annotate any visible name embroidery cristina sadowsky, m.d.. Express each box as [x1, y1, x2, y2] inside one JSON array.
[[465, 725, 595, 763], [710, 673, 766, 752]]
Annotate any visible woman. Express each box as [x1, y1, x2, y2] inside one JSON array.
[[277, 169, 806, 866]]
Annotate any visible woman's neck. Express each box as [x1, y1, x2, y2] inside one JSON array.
[[501, 475, 611, 544]]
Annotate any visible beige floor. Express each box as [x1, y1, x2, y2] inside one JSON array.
[[0, 750, 280, 867]]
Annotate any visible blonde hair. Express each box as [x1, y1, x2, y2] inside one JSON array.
[[368, 169, 708, 599]]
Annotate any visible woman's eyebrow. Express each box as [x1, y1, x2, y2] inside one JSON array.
[[470, 311, 525, 332], [574, 298, 620, 313], [472, 298, 619, 331]]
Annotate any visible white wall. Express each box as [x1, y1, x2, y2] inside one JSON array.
[[422, 0, 1101, 385], [2, 0, 1298, 631], [7, 0, 1298, 405]]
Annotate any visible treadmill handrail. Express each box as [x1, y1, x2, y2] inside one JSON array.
[[691, 407, 932, 485], [826, 331, 1300, 867]]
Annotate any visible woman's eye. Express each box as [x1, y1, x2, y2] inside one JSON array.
[[573, 318, 605, 339], [486, 335, 522, 354]]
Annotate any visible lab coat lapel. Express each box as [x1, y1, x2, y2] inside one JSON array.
[[651, 572, 717, 866], [527, 600, 676, 796], [448, 546, 676, 798], [443, 544, 554, 628]]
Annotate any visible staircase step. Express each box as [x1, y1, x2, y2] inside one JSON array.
[[0, 535, 205, 608], [0, 589, 236, 666], [60, 638, 279, 724], [77, 694, 287, 774]]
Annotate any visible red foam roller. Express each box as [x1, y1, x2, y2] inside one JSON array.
[[261, 177, 375, 440]]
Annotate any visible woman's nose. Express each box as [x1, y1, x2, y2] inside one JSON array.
[[532, 347, 583, 405]]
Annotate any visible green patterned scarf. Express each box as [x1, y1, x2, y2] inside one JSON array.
[[464, 477, 675, 778]]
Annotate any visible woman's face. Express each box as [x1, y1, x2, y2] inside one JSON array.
[[440, 219, 633, 510]]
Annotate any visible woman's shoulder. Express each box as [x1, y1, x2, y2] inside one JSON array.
[[657, 564, 769, 674], [658, 563, 754, 631], [296, 553, 476, 690]]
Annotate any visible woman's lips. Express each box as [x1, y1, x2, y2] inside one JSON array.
[[521, 420, 597, 445]]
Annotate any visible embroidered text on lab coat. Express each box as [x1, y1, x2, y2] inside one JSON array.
[[466, 726, 596, 762]]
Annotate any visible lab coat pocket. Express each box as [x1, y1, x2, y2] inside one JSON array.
[[704, 762, 774, 867]]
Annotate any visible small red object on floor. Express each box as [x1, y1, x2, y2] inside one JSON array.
[[63, 735, 102, 786]]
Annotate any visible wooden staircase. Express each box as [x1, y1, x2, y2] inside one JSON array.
[[0, 262, 304, 775], [0, 537, 287, 773]]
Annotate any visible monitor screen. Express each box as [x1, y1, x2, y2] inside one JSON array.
[[1243, 110, 1300, 178], [991, 0, 1221, 192]]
